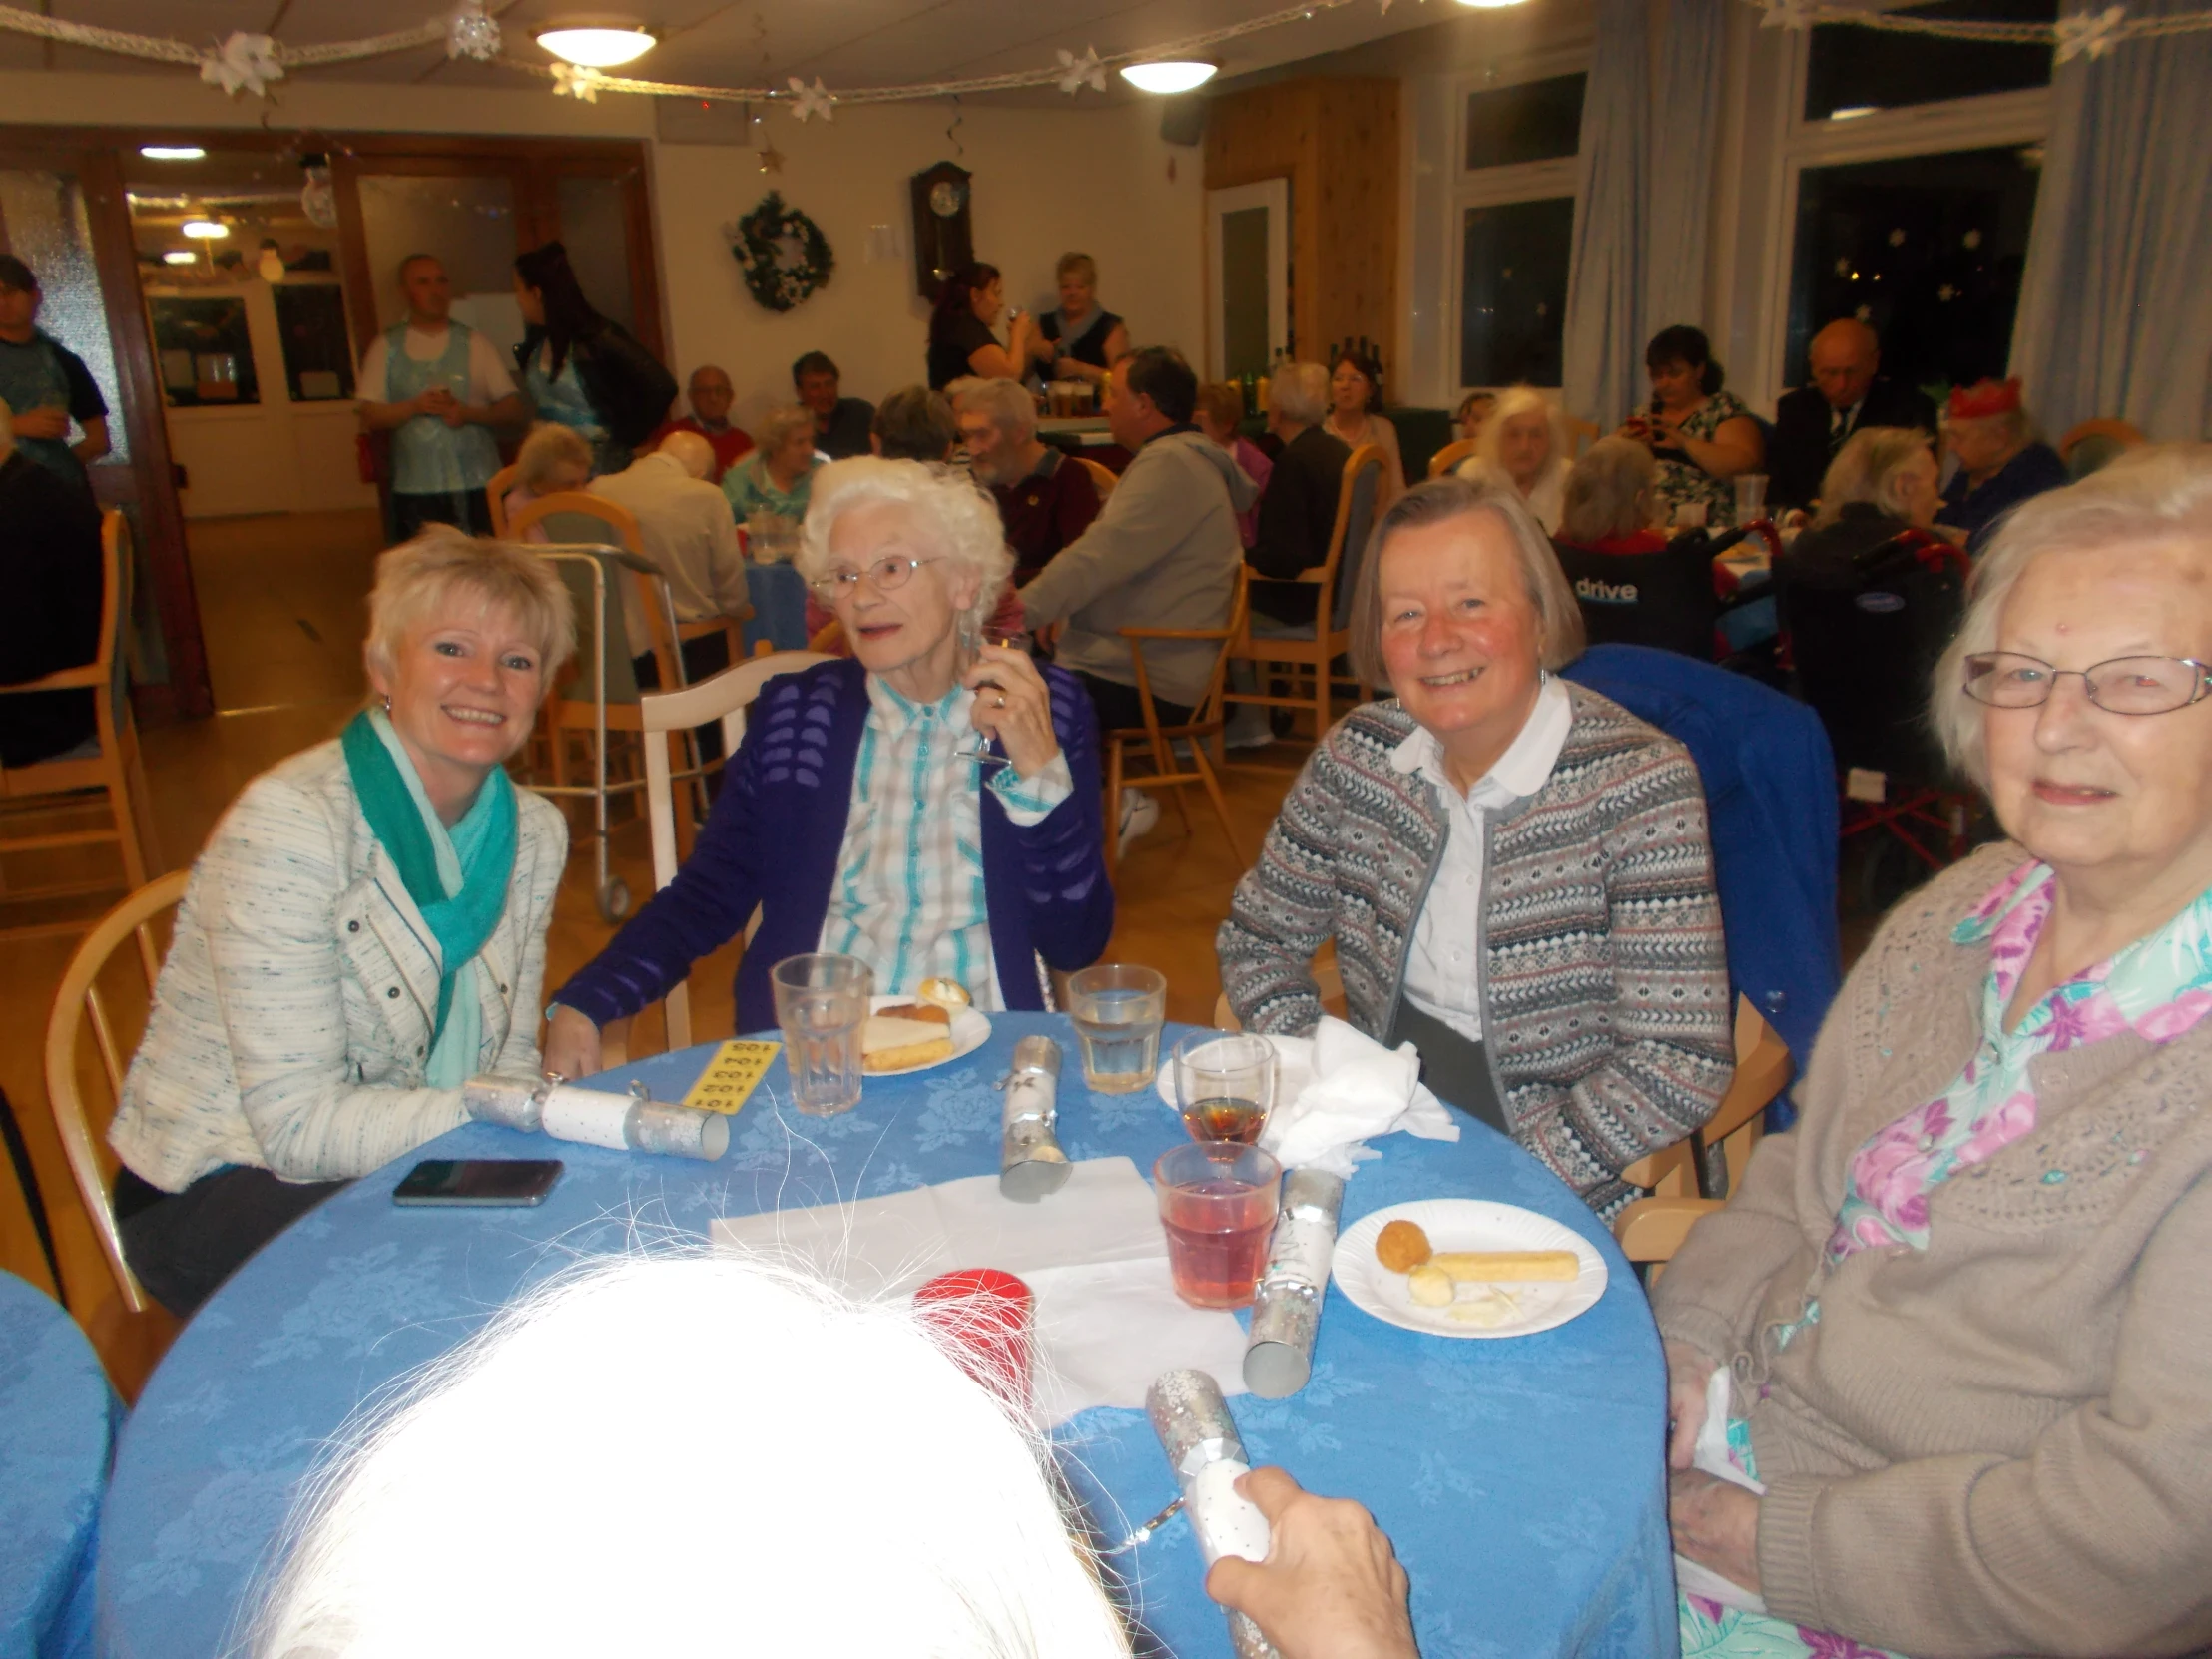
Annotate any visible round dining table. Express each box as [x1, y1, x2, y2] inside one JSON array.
[[2, 1268, 119, 1659], [96, 1015, 1677, 1658]]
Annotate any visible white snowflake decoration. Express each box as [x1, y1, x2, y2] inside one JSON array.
[[552, 63, 606, 102], [200, 32, 283, 99], [788, 76, 835, 122], [1055, 46, 1107, 94], [2055, 4, 2126, 61], [447, 0, 501, 61]]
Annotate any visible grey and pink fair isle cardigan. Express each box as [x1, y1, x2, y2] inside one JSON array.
[[1217, 682, 1732, 1215]]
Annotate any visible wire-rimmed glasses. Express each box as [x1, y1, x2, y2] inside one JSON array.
[[1961, 652, 2212, 716], [806, 553, 946, 602]]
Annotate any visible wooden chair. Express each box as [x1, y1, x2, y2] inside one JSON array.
[[1106, 566, 1249, 874], [1614, 996, 1795, 1280], [2057, 418, 2146, 480], [43, 870, 190, 1395], [1224, 443, 1386, 754], [1075, 456, 1120, 501], [619, 651, 833, 1057], [0, 509, 160, 924], [809, 616, 846, 654], [1427, 437, 1478, 478], [485, 462, 521, 537], [1567, 417, 1601, 459]]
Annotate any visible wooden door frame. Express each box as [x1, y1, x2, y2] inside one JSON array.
[[0, 125, 663, 728]]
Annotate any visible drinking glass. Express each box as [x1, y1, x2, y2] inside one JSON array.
[[1065, 964, 1167, 1093], [771, 953, 872, 1116], [1733, 473, 1769, 526], [1172, 1031, 1277, 1145], [1154, 1142, 1282, 1310]]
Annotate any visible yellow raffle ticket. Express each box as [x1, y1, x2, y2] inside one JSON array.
[[682, 1039, 782, 1113]]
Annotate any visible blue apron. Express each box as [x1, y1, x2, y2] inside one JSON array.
[[384, 322, 501, 512], [522, 342, 622, 476], [0, 331, 89, 491]]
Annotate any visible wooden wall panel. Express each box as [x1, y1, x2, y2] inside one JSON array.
[[1203, 78, 1398, 382]]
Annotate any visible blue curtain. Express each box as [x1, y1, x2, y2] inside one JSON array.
[[1561, 0, 1729, 428], [2009, 0, 2212, 439]]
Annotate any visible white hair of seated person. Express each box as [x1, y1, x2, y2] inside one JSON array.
[[244, 1255, 1132, 1659], [798, 456, 1015, 637], [957, 376, 1039, 446], [1268, 362, 1330, 428], [655, 427, 716, 481]]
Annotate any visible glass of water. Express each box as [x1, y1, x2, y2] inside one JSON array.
[[1066, 964, 1168, 1094], [771, 953, 872, 1116]]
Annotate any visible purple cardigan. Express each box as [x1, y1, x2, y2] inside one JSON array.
[[551, 657, 1114, 1035]]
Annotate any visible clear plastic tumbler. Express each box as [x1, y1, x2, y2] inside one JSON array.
[[1066, 964, 1168, 1093], [771, 953, 872, 1116]]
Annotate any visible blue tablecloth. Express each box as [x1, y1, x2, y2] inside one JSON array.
[[2, 1270, 118, 1659], [742, 560, 811, 653], [96, 1017, 1677, 1658]]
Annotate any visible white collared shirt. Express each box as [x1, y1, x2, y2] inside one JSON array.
[[1388, 675, 1573, 1042], [818, 674, 1074, 1010]]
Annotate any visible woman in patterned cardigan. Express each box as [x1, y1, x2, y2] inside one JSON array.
[[1217, 472, 1733, 1216]]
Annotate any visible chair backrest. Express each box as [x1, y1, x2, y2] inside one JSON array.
[[486, 463, 521, 537], [2058, 418, 2145, 481], [1426, 437, 1478, 479], [1119, 564, 1249, 737], [1076, 456, 1119, 501], [528, 543, 668, 707], [44, 870, 189, 1315], [636, 652, 831, 1048], [1329, 445, 1388, 634], [509, 491, 674, 669], [1566, 417, 1600, 459], [1551, 535, 1720, 661], [97, 510, 128, 699]]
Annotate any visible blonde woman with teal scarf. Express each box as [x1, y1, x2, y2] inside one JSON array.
[[110, 528, 574, 1316]]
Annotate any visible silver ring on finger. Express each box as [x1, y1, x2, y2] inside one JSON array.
[[995, 693, 1006, 709]]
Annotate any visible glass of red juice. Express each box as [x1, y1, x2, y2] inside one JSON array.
[[1154, 1142, 1281, 1309]]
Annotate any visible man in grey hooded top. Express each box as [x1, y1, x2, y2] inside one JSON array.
[[1018, 345, 1258, 734]]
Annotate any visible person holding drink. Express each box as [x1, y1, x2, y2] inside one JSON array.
[[541, 458, 1114, 1082]]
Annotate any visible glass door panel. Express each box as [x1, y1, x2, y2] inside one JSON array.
[[555, 174, 635, 333], [0, 169, 128, 461], [355, 172, 525, 364]]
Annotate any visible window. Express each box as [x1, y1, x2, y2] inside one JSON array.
[[1453, 67, 1584, 391], [1805, 0, 2055, 121], [1460, 198, 1574, 388], [1786, 144, 2041, 399], [273, 283, 355, 402], [1464, 73, 1586, 171]]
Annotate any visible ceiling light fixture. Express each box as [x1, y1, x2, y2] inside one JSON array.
[[140, 145, 207, 161], [182, 219, 230, 239], [1828, 105, 1878, 120], [535, 20, 657, 67], [1454, 0, 1533, 8], [1118, 60, 1218, 94], [162, 250, 198, 266]]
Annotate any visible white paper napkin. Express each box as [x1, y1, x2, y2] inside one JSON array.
[[1258, 1016, 1459, 1178], [708, 1157, 1248, 1426], [1673, 1365, 1769, 1615]]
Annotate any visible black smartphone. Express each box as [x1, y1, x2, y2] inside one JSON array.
[[392, 1158, 563, 1207]]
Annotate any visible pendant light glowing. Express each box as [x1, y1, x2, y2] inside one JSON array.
[[140, 145, 207, 161], [182, 220, 230, 239], [1453, 0, 1533, 8], [162, 250, 198, 266], [535, 23, 657, 67], [1118, 60, 1219, 94]]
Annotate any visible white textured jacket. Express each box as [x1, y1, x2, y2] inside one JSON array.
[[111, 739, 567, 1191]]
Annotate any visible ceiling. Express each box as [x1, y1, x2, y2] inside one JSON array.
[[0, 0, 1549, 103]]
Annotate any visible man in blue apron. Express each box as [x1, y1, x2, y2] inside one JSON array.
[[357, 254, 523, 540], [0, 255, 112, 500]]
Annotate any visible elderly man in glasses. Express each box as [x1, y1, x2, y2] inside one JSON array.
[[543, 458, 1112, 1072], [1652, 447, 2212, 1659]]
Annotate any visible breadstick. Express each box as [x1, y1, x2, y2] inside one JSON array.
[[1428, 1250, 1580, 1284]]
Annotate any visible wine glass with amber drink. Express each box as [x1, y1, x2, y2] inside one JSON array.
[[1172, 1031, 1276, 1145]]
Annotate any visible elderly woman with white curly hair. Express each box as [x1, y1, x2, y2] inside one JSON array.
[[1657, 446, 2212, 1658], [545, 459, 1113, 1073], [1458, 384, 1568, 533], [109, 528, 575, 1316]]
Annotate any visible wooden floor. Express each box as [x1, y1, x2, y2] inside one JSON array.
[[0, 507, 1305, 1392]]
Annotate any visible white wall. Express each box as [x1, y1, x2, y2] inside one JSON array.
[[0, 69, 1205, 434]]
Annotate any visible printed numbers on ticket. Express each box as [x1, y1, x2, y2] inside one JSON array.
[[682, 1039, 782, 1113]]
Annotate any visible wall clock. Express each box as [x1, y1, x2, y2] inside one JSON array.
[[908, 160, 974, 301]]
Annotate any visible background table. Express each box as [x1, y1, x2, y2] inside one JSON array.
[[2, 1269, 119, 1659], [97, 1016, 1677, 1658], [741, 559, 812, 653]]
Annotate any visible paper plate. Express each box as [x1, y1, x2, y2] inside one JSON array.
[[861, 994, 991, 1076], [1332, 1198, 1607, 1340]]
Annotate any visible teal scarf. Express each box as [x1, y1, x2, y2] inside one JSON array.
[[340, 709, 518, 1060]]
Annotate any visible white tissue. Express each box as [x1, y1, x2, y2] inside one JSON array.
[[1258, 1016, 1460, 1178], [1673, 1365, 1769, 1615]]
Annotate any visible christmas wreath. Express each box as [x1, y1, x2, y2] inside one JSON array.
[[732, 192, 833, 312]]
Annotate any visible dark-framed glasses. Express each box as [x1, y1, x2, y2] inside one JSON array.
[[1961, 652, 2212, 716], [807, 553, 943, 602]]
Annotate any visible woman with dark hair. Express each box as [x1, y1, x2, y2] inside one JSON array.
[[1323, 350, 1404, 495], [512, 241, 677, 476], [927, 264, 1036, 391], [1618, 324, 1763, 528]]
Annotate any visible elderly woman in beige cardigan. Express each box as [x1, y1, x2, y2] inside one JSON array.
[[1658, 447, 2212, 1657]]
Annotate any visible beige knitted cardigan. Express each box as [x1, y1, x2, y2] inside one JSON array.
[[1655, 842, 2212, 1656]]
